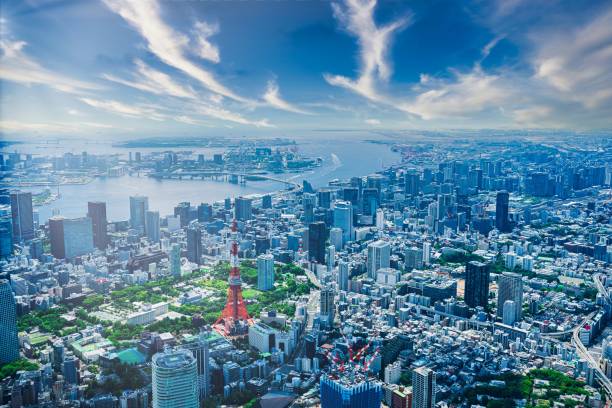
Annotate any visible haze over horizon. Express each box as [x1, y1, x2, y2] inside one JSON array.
[[2, 0, 612, 139]]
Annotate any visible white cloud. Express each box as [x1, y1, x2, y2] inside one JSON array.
[[365, 118, 381, 125], [191, 103, 274, 128], [192, 21, 220, 63], [325, 0, 410, 102], [0, 120, 115, 133], [79, 97, 168, 121], [102, 0, 247, 102], [0, 33, 99, 94], [263, 80, 310, 114], [102, 59, 197, 99], [532, 7, 612, 109]]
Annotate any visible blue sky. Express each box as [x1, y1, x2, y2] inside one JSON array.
[[1, 0, 612, 139]]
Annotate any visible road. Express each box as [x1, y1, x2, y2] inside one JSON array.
[[571, 274, 612, 399]]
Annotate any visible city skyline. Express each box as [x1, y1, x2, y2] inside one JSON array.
[[2, 0, 612, 139]]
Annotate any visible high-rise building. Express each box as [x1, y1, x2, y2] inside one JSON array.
[[308, 222, 328, 264], [495, 191, 510, 232], [145, 210, 161, 243], [10, 191, 34, 241], [257, 253, 275, 291], [412, 367, 436, 408], [337, 260, 349, 291], [129, 196, 148, 233], [87, 201, 108, 250], [197, 203, 213, 223], [405, 171, 420, 196], [262, 194, 272, 209], [464, 261, 490, 309], [497, 272, 523, 322], [362, 188, 379, 217], [367, 240, 390, 279], [63, 217, 94, 259], [0, 279, 20, 364], [235, 197, 253, 221], [0, 207, 13, 258], [174, 202, 192, 227], [320, 376, 382, 408], [502, 300, 517, 326], [49, 216, 66, 259], [186, 225, 202, 264], [405, 247, 423, 270], [170, 243, 181, 277], [333, 201, 353, 245], [152, 349, 199, 408], [320, 287, 335, 327], [182, 332, 212, 401], [302, 193, 316, 224]]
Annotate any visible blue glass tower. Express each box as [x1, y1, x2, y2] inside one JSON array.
[[320, 376, 382, 408], [0, 279, 20, 364]]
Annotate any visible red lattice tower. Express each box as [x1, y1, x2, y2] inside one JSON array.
[[216, 220, 250, 324]]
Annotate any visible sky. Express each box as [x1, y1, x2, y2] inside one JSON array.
[[1, 0, 612, 139]]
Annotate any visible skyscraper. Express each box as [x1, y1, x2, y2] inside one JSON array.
[[10, 191, 34, 241], [333, 200, 353, 245], [495, 191, 510, 232], [362, 188, 379, 217], [48, 216, 65, 259], [464, 261, 491, 309], [337, 260, 349, 291], [129, 196, 148, 233], [0, 207, 13, 258], [174, 202, 192, 227], [63, 217, 94, 259], [235, 197, 253, 221], [0, 279, 20, 364], [367, 240, 390, 279], [257, 253, 275, 291], [152, 349, 199, 408], [412, 366, 436, 408], [320, 287, 335, 327], [145, 210, 161, 243], [170, 243, 181, 277], [186, 225, 202, 264], [320, 376, 382, 408], [308, 222, 328, 264], [497, 272, 523, 322], [405, 171, 420, 196], [182, 332, 212, 401], [87, 201, 108, 250]]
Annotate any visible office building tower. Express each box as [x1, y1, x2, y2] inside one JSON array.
[[182, 333, 211, 401], [174, 202, 192, 227], [464, 261, 490, 309], [367, 240, 390, 279], [49, 216, 66, 259], [0, 279, 19, 364], [0, 215, 13, 258], [337, 260, 349, 291], [257, 253, 275, 291], [10, 191, 34, 241], [152, 349, 199, 408], [385, 361, 401, 384], [375, 208, 385, 230], [405, 171, 420, 196], [62, 217, 94, 259], [320, 287, 335, 327], [330, 227, 343, 251], [342, 187, 359, 206], [326, 245, 335, 272], [495, 191, 510, 232], [362, 188, 379, 217], [497, 272, 523, 322], [235, 197, 253, 221], [129, 196, 148, 233], [262, 195, 272, 209], [422, 242, 431, 265], [502, 300, 517, 326], [436, 194, 454, 220], [186, 225, 202, 264], [320, 376, 382, 408], [308, 222, 328, 264], [405, 247, 423, 270], [197, 203, 213, 223], [333, 201, 353, 244], [302, 193, 316, 224], [317, 189, 332, 209], [412, 366, 436, 408], [87, 201, 108, 250], [62, 356, 79, 385], [170, 243, 181, 277], [145, 210, 161, 243]]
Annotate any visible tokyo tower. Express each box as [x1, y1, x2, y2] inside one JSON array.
[[216, 220, 250, 327]]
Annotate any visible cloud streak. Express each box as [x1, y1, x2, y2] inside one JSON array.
[[263, 80, 311, 114]]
